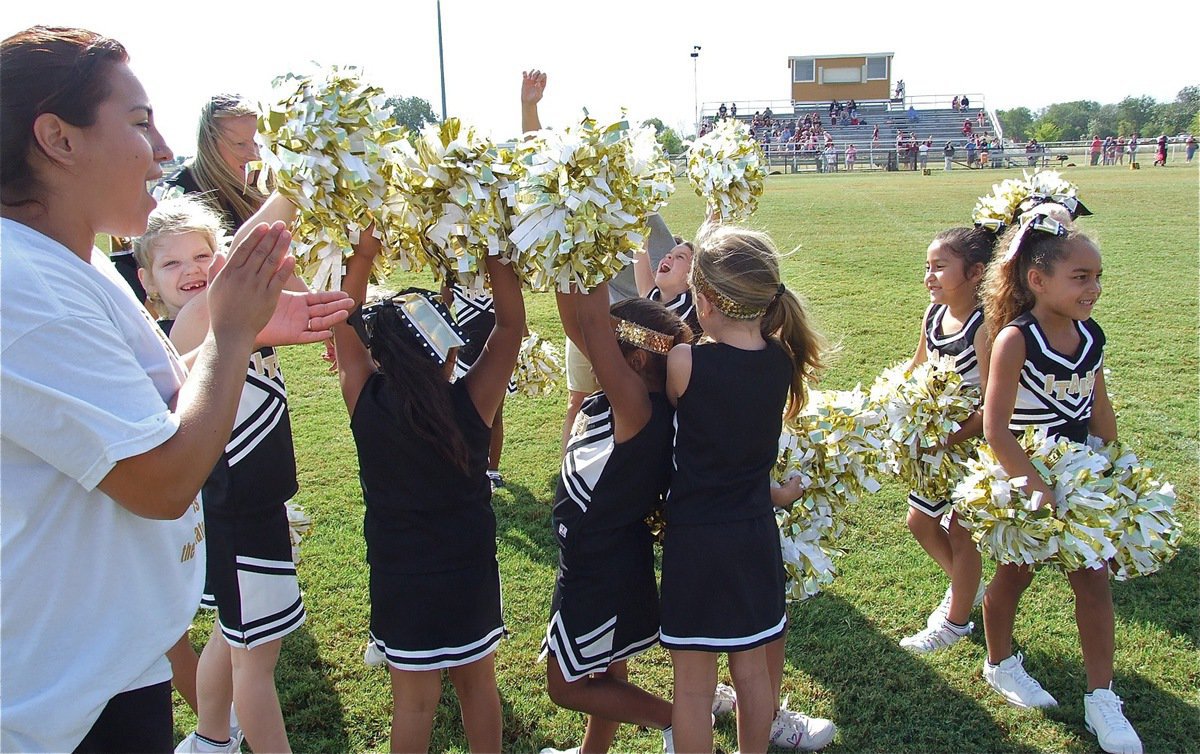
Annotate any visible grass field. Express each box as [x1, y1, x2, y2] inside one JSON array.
[[173, 164, 1199, 753]]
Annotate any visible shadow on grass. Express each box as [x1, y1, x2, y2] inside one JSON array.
[[275, 626, 351, 752], [783, 594, 1042, 754], [1110, 543, 1199, 648], [493, 478, 560, 568], [1017, 649, 1200, 754]]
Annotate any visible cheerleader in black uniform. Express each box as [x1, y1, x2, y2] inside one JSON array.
[[632, 232, 704, 341], [661, 226, 826, 754], [979, 207, 1141, 754], [332, 235, 524, 754], [540, 283, 692, 754], [899, 227, 995, 654]]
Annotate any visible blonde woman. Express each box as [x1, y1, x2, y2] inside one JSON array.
[[167, 93, 268, 231]]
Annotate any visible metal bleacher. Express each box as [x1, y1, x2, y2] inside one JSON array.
[[705, 95, 1004, 171]]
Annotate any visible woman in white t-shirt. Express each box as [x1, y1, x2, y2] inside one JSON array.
[[0, 26, 351, 752]]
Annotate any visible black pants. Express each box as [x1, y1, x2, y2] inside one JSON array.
[[73, 681, 173, 754]]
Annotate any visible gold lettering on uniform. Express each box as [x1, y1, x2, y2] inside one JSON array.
[[194, 520, 205, 544], [1043, 368, 1098, 400], [257, 352, 281, 379], [181, 541, 196, 563]]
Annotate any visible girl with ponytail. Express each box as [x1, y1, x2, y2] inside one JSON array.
[[977, 206, 1140, 754], [332, 233, 525, 753], [659, 225, 834, 754]]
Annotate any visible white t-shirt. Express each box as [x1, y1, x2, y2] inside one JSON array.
[[1, 219, 205, 751]]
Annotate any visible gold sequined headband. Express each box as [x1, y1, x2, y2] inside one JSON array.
[[690, 262, 768, 320], [615, 318, 674, 355]]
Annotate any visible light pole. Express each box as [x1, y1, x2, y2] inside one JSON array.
[[437, 0, 448, 121], [691, 45, 701, 137]]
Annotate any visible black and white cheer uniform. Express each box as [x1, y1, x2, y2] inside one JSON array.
[[191, 333, 304, 648], [647, 287, 703, 341], [1004, 312, 1105, 445], [908, 304, 984, 517], [659, 341, 791, 652], [450, 286, 516, 393], [543, 392, 674, 681], [353, 375, 504, 671]]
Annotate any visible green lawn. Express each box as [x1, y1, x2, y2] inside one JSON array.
[[175, 164, 1199, 752]]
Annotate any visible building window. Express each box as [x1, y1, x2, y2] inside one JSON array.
[[823, 67, 862, 84], [866, 56, 888, 80], [793, 58, 814, 83]]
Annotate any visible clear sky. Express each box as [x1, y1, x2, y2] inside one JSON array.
[[5, 0, 1195, 157]]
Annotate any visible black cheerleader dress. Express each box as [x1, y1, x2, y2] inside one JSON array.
[[352, 375, 504, 670], [659, 340, 792, 652], [1004, 312, 1105, 444], [543, 392, 674, 681]]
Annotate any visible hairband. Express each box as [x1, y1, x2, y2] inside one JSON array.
[[1001, 214, 1070, 265], [1021, 193, 1091, 219], [614, 319, 675, 355], [691, 263, 768, 320], [353, 287, 467, 365]]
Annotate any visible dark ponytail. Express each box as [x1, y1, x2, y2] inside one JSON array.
[[369, 306, 470, 475]]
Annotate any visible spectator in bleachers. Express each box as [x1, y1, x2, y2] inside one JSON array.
[[943, 140, 955, 170], [872, 124, 880, 143], [960, 95, 969, 108], [962, 119, 973, 136], [907, 105, 919, 122], [895, 79, 905, 99], [979, 140, 989, 168], [965, 139, 976, 168], [730, 103, 737, 118], [764, 106, 773, 120], [718, 102, 727, 119], [977, 110, 986, 128], [845, 143, 857, 171], [1090, 135, 1102, 166], [952, 96, 960, 111]]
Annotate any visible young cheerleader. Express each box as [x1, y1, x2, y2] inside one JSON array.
[[539, 282, 692, 754], [899, 227, 994, 653], [660, 225, 829, 754], [155, 194, 308, 754], [333, 233, 523, 753], [979, 207, 1141, 754], [633, 234, 703, 340]]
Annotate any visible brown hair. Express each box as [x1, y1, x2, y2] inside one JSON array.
[[981, 223, 1096, 342], [610, 297, 693, 386], [693, 225, 825, 419], [186, 94, 269, 229], [932, 226, 997, 301], [1, 26, 128, 207]]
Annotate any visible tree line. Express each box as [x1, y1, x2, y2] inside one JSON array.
[[997, 87, 1199, 142]]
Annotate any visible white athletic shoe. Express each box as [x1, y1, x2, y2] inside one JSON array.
[[712, 682, 737, 716], [983, 652, 1058, 708], [769, 704, 837, 751], [662, 725, 674, 753], [364, 641, 386, 667], [538, 748, 580, 754], [927, 581, 987, 630], [900, 620, 972, 654], [174, 732, 240, 753], [1085, 687, 1143, 754]]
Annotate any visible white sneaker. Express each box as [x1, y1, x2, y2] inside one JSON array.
[[662, 725, 674, 753], [927, 581, 987, 630], [983, 652, 1058, 708], [712, 682, 737, 716], [175, 732, 240, 754], [538, 748, 580, 754], [1085, 687, 1143, 754], [769, 705, 836, 750], [364, 641, 386, 667], [900, 621, 972, 654]]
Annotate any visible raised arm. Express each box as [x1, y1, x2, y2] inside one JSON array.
[[521, 69, 546, 134], [632, 246, 655, 299], [97, 223, 295, 518], [331, 230, 383, 417], [463, 256, 525, 425], [574, 282, 652, 442]]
